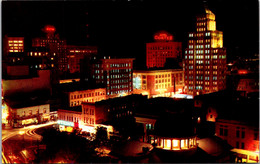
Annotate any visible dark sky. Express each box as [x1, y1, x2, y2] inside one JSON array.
[[2, 0, 259, 68]]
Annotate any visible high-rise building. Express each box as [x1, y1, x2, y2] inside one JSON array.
[[146, 31, 182, 69], [184, 7, 227, 96], [90, 57, 134, 97], [32, 25, 67, 73], [27, 47, 52, 71]]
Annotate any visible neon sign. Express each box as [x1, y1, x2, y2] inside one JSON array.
[[238, 70, 248, 75], [154, 32, 173, 41], [43, 25, 56, 33], [133, 76, 141, 89]]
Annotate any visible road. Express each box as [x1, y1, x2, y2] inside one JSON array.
[[2, 121, 57, 163]]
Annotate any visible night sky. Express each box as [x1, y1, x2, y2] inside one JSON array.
[[2, 0, 259, 68]]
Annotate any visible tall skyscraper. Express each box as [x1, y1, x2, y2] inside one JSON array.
[[146, 31, 182, 69], [184, 7, 227, 96], [32, 25, 67, 73]]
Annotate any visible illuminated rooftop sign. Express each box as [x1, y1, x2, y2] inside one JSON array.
[[238, 70, 248, 75], [58, 120, 74, 127], [154, 31, 173, 42], [43, 25, 56, 33]]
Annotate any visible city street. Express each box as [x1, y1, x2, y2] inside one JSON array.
[[2, 121, 57, 163]]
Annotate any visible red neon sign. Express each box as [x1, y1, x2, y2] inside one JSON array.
[[238, 70, 248, 75], [154, 33, 173, 41], [43, 25, 56, 33]]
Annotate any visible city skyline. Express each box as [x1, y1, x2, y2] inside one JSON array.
[[2, 0, 259, 68], [2, 1, 259, 163]]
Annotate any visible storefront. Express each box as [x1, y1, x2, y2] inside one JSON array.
[[151, 136, 197, 151], [58, 120, 75, 132]]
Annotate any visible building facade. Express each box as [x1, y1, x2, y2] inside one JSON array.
[[32, 25, 67, 73], [133, 69, 184, 97], [216, 119, 259, 163], [58, 108, 82, 132], [184, 8, 226, 96], [236, 74, 259, 96], [67, 88, 106, 107], [3, 36, 24, 54], [146, 31, 182, 69], [27, 47, 54, 72], [2, 69, 51, 98], [91, 57, 134, 97], [9, 103, 50, 127], [66, 45, 97, 73]]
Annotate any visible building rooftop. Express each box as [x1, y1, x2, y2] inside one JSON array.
[[195, 90, 259, 126], [197, 136, 233, 157], [134, 67, 183, 73], [59, 106, 82, 113], [4, 90, 51, 109], [58, 81, 105, 92]]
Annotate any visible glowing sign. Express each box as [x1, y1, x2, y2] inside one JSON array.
[[238, 70, 248, 75], [154, 32, 173, 41], [133, 76, 141, 89], [172, 94, 193, 99], [43, 25, 56, 33], [58, 120, 74, 127]]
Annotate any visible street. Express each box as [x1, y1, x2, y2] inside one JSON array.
[[2, 121, 57, 163]]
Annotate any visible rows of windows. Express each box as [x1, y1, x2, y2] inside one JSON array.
[[29, 52, 48, 56], [111, 85, 129, 89], [148, 46, 175, 50], [69, 50, 96, 53], [219, 125, 228, 136], [155, 83, 171, 89], [83, 108, 94, 115], [8, 40, 23, 43], [116, 111, 132, 118], [155, 74, 171, 78], [71, 91, 105, 100], [148, 51, 175, 54], [59, 113, 79, 123], [197, 28, 206, 32], [156, 79, 171, 83], [236, 127, 246, 138], [83, 117, 94, 124], [197, 22, 206, 26], [110, 73, 131, 79], [109, 63, 131, 68], [71, 97, 105, 107], [111, 79, 129, 84], [108, 89, 131, 95]]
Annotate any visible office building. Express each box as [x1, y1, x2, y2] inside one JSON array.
[[32, 25, 67, 73], [3, 36, 24, 54], [146, 31, 182, 69], [184, 7, 227, 96], [91, 57, 134, 97], [133, 69, 184, 98]]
